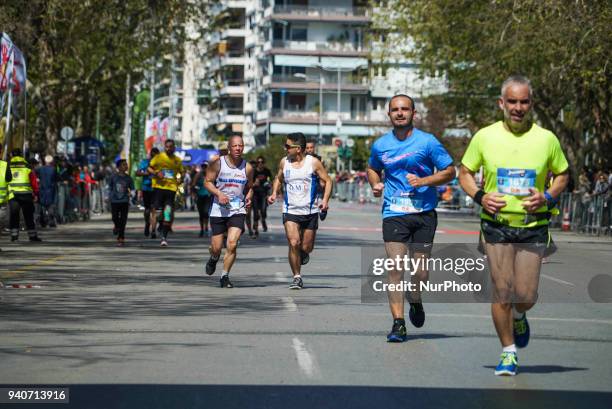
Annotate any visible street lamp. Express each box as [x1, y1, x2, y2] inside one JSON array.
[[293, 72, 323, 144]]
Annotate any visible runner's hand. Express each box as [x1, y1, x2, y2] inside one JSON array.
[[406, 173, 424, 188], [372, 182, 384, 197], [522, 188, 546, 213], [482, 192, 506, 214], [267, 193, 277, 205], [245, 197, 252, 210], [217, 192, 230, 205], [319, 200, 329, 212]]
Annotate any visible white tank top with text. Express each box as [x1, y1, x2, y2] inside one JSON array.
[[283, 155, 319, 215], [209, 156, 247, 217]]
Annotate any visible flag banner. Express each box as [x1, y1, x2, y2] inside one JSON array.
[[145, 117, 160, 153], [0, 33, 26, 95], [159, 117, 169, 146]]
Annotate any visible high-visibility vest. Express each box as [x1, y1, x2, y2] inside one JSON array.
[[8, 156, 32, 200], [0, 160, 7, 204]]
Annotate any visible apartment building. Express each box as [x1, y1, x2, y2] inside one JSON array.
[[196, 0, 446, 148]]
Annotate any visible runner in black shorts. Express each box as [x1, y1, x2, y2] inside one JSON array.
[[252, 156, 272, 237], [135, 147, 159, 237], [367, 94, 455, 343], [459, 75, 569, 376], [191, 162, 213, 237]]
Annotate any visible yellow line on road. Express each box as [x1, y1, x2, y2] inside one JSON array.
[[0, 254, 69, 279]]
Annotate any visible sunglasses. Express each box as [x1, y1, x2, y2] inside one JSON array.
[[257, 160, 264, 164], [284, 143, 300, 149]]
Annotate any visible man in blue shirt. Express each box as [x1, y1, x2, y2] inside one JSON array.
[[367, 94, 455, 342], [136, 147, 159, 237]]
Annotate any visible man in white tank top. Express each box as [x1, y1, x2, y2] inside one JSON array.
[[204, 136, 254, 288], [268, 132, 332, 289]]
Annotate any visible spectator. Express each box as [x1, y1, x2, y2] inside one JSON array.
[[37, 155, 58, 227]]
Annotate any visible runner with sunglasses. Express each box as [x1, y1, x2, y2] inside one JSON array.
[[268, 132, 332, 289], [204, 135, 254, 288]]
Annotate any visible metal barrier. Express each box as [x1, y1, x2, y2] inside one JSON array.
[[551, 192, 611, 236], [334, 179, 381, 204]]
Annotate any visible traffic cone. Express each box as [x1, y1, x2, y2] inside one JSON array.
[[562, 208, 571, 231]]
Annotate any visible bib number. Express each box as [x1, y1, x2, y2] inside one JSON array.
[[497, 168, 536, 196], [389, 194, 423, 214], [162, 169, 175, 179]]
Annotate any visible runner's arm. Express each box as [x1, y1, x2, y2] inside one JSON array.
[[203, 158, 223, 198], [407, 165, 456, 188], [268, 158, 285, 203], [459, 165, 506, 214], [313, 159, 332, 207], [367, 165, 384, 197]]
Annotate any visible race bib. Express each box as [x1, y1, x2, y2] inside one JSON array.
[[228, 197, 242, 211], [389, 192, 423, 214], [497, 168, 536, 196], [162, 169, 175, 179]]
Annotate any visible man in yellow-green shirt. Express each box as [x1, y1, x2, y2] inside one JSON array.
[[147, 139, 184, 247], [459, 75, 569, 376]]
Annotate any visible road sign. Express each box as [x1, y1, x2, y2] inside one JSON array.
[[56, 141, 66, 154], [346, 138, 355, 148], [60, 127, 74, 141]]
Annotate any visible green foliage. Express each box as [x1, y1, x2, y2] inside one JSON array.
[[245, 136, 287, 175], [0, 0, 211, 155], [379, 0, 611, 175]]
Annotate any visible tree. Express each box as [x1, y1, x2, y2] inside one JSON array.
[[0, 0, 210, 155], [378, 0, 611, 179]]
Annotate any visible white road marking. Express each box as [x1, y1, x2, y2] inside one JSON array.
[[275, 272, 286, 282], [282, 296, 298, 312], [292, 337, 319, 378], [541, 274, 575, 287], [429, 313, 612, 325]]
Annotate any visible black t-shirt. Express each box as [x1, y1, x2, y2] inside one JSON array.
[[253, 168, 272, 193]]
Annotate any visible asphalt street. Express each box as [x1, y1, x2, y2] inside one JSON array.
[[0, 201, 611, 409]]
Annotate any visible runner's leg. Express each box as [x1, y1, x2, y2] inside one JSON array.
[[284, 221, 302, 277], [223, 226, 243, 273], [486, 243, 516, 347], [384, 241, 408, 319]]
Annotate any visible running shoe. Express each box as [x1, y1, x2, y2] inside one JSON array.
[[408, 302, 425, 328], [205, 256, 219, 275], [513, 313, 530, 348], [150, 232, 157, 239], [220, 275, 233, 288], [117, 238, 124, 247], [494, 352, 518, 376], [160, 239, 168, 247], [319, 210, 328, 221], [262, 221, 268, 232], [300, 250, 310, 265], [144, 224, 150, 237], [387, 320, 407, 343], [289, 276, 303, 290]]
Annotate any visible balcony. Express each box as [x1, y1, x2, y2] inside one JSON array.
[[267, 109, 388, 125], [207, 108, 245, 126], [269, 5, 371, 23], [266, 40, 368, 57], [265, 74, 369, 92]]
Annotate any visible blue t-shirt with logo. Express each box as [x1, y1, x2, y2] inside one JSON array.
[[368, 128, 454, 219], [138, 159, 152, 192]]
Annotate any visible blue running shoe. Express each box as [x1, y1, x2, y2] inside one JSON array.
[[513, 313, 530, 348], [387, 320, 407, 343], [494, 352, 518, 376]]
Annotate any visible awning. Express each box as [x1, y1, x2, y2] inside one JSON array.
[[275, 55, 320, 68], [320, 57, 368, 70]]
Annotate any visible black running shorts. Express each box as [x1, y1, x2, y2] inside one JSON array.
[[382, 210, 437, 253], [153, 188, 176, 210], [142, 190, 154, 209], [481, 219, 554, 256], [210, 214, 246, 235], [282, 213, 319, 231]]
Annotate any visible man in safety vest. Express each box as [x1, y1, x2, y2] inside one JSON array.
[[0, 144, 12, 250], [8, 148, 41, 242]]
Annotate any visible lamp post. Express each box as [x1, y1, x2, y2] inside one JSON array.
[[294, 71, 323, 143]]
